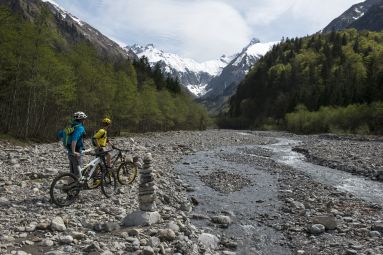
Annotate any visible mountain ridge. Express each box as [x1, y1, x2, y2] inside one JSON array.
[[0, 0, 137, 61], [130, 44, 233, 97], [130, 39, 276, 101], [199, 40, 278, 114], [323, 0, 383, 32]]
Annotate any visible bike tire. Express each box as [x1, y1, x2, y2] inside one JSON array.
[[86, 164, 102, 189], [50, 173, 80, 207], [116, 162, 138, 185], [101, 169, 117, 198]]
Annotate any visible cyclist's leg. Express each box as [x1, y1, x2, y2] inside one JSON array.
[[68, 154, 76, 175], [106, 152, 111, 167], [68, 154, 81, 177]]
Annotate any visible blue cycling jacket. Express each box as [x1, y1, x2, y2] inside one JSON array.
[[66, 121, 86, 153]]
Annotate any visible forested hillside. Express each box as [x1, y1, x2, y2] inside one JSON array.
[[221, 29, 383, 134], [0, 6, 209, 140]]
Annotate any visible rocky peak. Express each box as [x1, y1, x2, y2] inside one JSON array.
[[249, 38, 261, 45], [145, 43, 155, 49], [199, 39, 277, 114], [323, 0, 383, 32], [130, 43, 233, 97]]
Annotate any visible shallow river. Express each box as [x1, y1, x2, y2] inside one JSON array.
[[263, 138, 383, 207], [176, 134, 383, 254]]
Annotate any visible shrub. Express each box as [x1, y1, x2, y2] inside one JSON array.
[[285, 102, 380, 135]]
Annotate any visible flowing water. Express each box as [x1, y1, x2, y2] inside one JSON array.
[[176, 145, 291, 254], [263, 138, 383, 207], [176, 134, 383, 254]]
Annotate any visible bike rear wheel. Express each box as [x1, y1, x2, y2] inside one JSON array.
[[86, 164, 102, 189], [50, 173, 80, 207], [101, 169, 117, 198], [117, 162, 138, 185]]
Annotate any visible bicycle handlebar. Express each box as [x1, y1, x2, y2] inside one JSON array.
[[89, 149, 113, 157], [111, 145, 130, 152], [82, 148, 93, 154]]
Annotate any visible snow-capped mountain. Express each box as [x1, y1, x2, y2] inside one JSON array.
[[130, 39, 276, 99], [323, 0, 383, 32], [199, 39, 278, 114], [130, 44, 233, 97]]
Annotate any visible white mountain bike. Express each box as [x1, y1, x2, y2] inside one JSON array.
[[50, 149, 116, 207]]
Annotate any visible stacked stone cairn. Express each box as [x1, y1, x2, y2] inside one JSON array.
[[123, 153, 161, 227], [138, 153, 157, 211]]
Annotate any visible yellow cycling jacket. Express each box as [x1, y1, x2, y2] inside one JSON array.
[[93, 128, 108, 147]]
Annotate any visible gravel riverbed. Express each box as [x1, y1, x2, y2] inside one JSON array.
[[295, 134, 383, 181], [0, 130, 382, 255]]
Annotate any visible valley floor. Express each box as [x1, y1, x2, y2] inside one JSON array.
[[0, 130, 382, 254]]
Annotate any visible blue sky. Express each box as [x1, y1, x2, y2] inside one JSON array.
[[52, 0, 362, 61]]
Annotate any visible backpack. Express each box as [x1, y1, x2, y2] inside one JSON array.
[[57, 124, 80, 147]]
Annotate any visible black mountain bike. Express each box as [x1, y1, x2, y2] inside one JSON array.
[[111, 145, 138, 185]]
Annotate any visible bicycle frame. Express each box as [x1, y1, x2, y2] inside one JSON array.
[[77, 157, 101, 182], [110, 150, 124, 165]]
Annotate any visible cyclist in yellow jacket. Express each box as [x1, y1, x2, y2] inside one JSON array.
[[93, 117, 112, 166]]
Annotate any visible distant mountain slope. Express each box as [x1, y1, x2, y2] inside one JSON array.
[[131, 39, 276, 108], [350, 3, 383, 31], [323, 0, 383, 32], [200, 39, 278, 114], [0, 0, 136, 61], [130, 44, 232, 97], [0, 0, 210, 139], [222, 30, 383, 129]]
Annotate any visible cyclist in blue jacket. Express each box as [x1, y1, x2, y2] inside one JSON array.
[[67, 112, 87, 176]]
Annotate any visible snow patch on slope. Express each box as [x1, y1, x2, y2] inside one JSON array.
[[353, 7, 365, 20], [187, 84, 210, 97], [232, 41, 278, 67], [246, 41, 278, 57], [42, 0, 83, 26], [132, 44, 231, 76]]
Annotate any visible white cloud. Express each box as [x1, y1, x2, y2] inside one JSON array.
[[289, 0, 362, 27], [54, 0, 363, 61], [95, 0, 252, 61], [233, 0, 361, 32]]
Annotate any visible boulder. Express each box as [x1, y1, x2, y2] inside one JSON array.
[[211, 215, 232, 225], [148, 236, 160, 248], [198, 233, 219, 250], [58, 235, 73, 244], [142, 246, 155, 255], [369, 231, 381, 238], [40, 239, 54, 247], [50, 216, 66, 232], [167, 221, 180, 232], [309, 224, 325, 235], [313, 215, 337, 230], [123, 211, 161, 227], [372, 223, 383, 234], [158, 229, 176, 241]]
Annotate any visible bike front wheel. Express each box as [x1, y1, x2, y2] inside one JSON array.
[[117, 162, 138, 185], [50, 173, 80, 207], [101, 169, 117, 198]]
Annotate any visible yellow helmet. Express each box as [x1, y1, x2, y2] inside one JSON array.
[[102, 117, 111, 124]]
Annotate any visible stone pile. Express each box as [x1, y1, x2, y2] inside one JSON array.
[[123, 153, 161, 227], [138, 153, 157, 212]]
